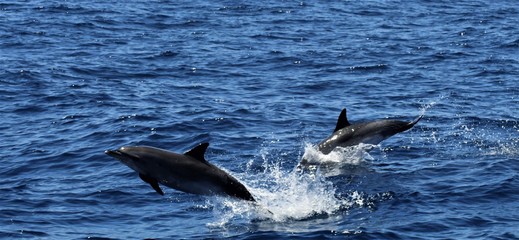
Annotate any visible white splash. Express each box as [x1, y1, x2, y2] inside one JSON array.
[[207, 143, 376, 227], [419, 93, 449, 116], [301, 143, 376, 166], [484, 140, 519, 157]]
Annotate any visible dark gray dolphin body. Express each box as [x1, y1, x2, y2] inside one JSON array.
[[105, 143, 255, 201], [300, 108, 422, 166]]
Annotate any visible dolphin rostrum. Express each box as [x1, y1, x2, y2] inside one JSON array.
[[300, 108, 422, 166], [105, 143, 255, 201]]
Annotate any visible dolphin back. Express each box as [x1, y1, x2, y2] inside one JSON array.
[[365, 114, 423, 141]]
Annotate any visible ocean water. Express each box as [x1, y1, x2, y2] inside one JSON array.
[[1, 0, 518, 239]]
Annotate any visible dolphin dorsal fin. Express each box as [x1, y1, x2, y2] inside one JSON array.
[[184, 142, 209, 162], [334, 108, 351, 132]]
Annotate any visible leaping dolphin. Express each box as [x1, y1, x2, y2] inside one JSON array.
[[300, 108, 422, 166], [105, 143, 255, 201]]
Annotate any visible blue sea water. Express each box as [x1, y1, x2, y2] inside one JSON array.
[[1, 0, 519, 239]]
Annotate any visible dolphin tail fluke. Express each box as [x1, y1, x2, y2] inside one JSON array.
[[400, 114, 423, 132], [409, 114, 423, 127]]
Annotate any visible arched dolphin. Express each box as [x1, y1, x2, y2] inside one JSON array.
[[105, 143, 255, 201], [300, 108, 422, 166]]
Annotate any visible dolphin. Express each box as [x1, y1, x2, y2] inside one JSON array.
[[105, 143, 255, 201], [300, 108, 422, 166]]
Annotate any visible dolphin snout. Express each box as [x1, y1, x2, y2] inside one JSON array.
[[105, 148, 140, 164], [105, 149, 122, 158]]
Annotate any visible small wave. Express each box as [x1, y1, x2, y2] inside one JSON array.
[[143, 50, 179, 60], [251, 34, 305, 42], [500, 38, 519, 48], [40, 3, 98, 15], [348, 64, 389, 72], [3, 230, 49, 238]]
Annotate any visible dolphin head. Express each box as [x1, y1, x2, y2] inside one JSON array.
[[105, 146, 151, 174], [105, 146, 173, 196]]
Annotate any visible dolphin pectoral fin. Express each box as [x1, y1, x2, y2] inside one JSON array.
[[184, 142, 209, 163], [334, 108, 351, 132], [139, 173, 164, 196]]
